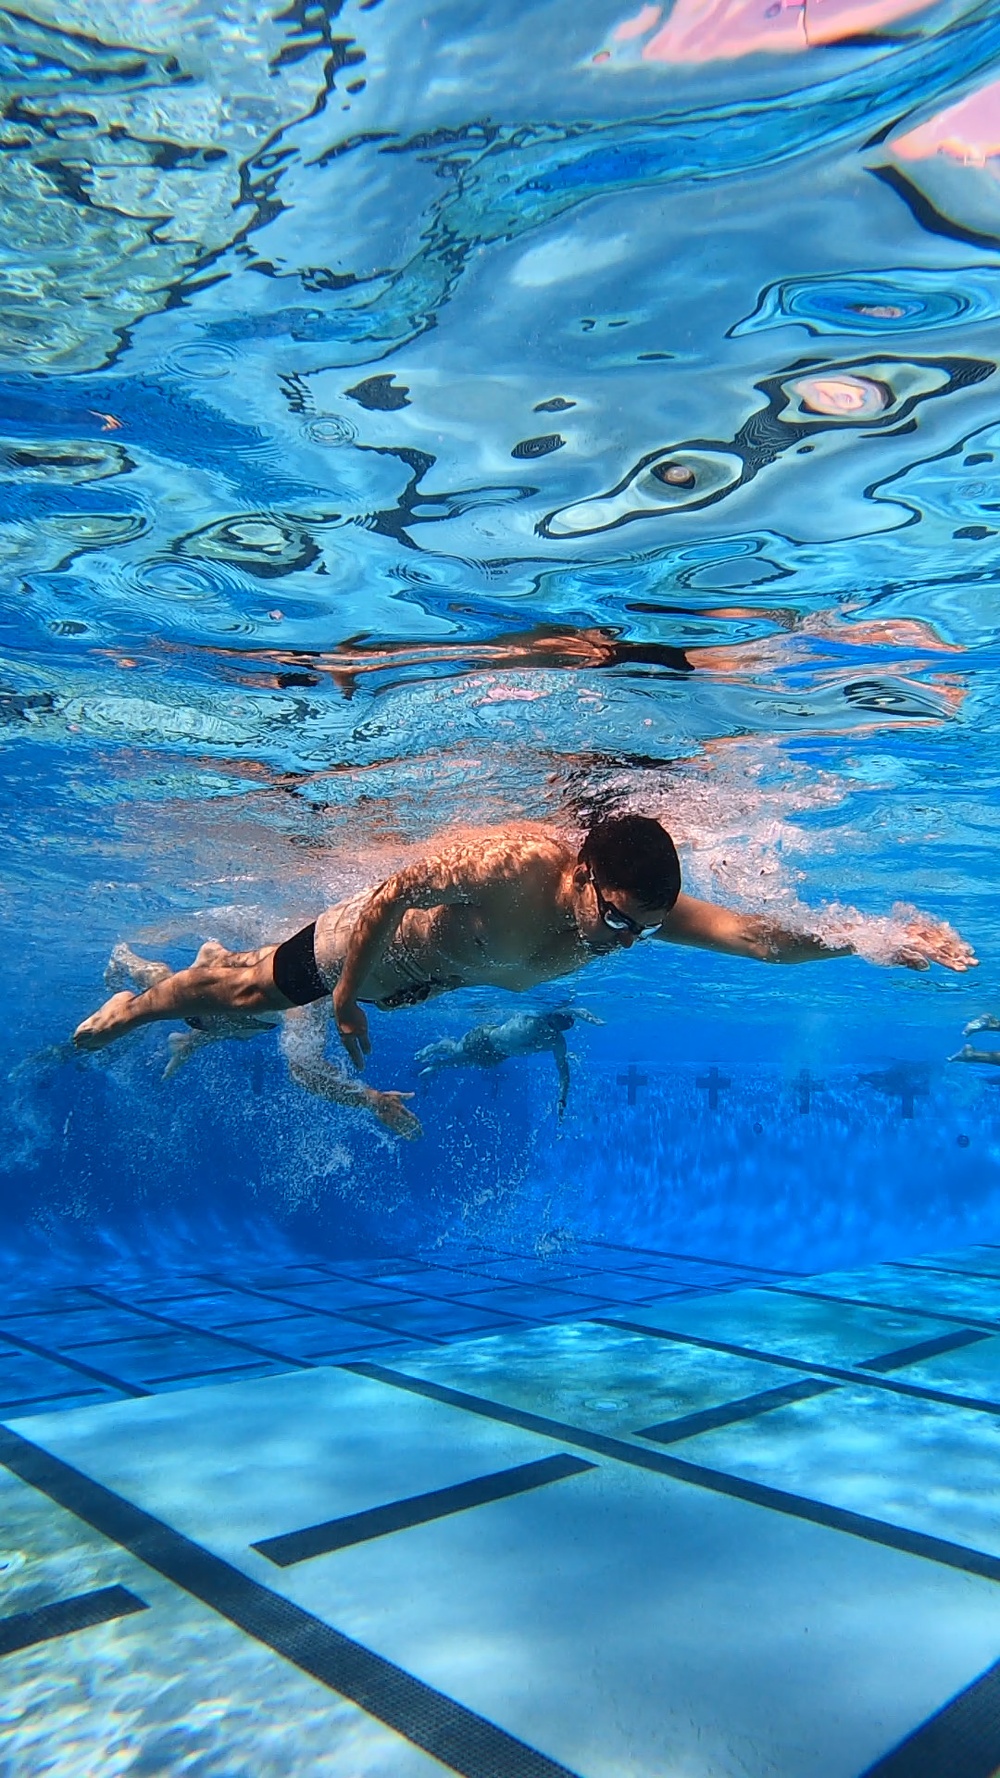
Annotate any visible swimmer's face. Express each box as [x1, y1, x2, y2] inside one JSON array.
[[574, 870, 671, 952]]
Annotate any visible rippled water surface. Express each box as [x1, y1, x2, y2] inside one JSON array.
[[3, 0, 1000, 1272]]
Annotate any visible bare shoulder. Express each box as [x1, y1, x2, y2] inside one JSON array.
[[414, 824, 573, 893]]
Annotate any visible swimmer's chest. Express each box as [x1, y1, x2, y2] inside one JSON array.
[[400, 902, 579, 986]]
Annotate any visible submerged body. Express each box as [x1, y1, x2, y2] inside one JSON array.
[[415, 1007, 603, 1115], [73, 818, 976, 1139]]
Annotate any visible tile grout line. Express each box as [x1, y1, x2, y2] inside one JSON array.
[[194, 1271, 502, 1346], [0, 1326, 150, 1401], [0, 1424, 581, 1778], [581, 1238, 808, 1277], [78, 1285, 315, 1372]]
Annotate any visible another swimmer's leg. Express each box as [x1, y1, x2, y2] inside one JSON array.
[[73, 941, 285, 1053], [104, 943, 172, 993], [281, 1006, 422, 1141], [950, 1043, 1000, 1065], [964, 1014, 1000, 1036]]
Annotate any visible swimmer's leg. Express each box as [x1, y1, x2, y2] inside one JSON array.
[[73, 940, 288, 1053], [950, 1043, 1000, 1065], [281, 1004, 421, 1141]]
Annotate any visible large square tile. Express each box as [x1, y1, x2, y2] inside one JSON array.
[[390, 1321, 831, 1439]]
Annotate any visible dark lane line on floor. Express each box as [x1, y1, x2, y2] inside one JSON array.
[[79, 1286, 314, 1372], [583, 1237, 805, 1277], [347, 1361, 1000, 1588], [766, 1284, 1000, 1338], [254, 1454, 595, 1567], [0, 1328, 150, 1400], [638, 1377, 838, 1445], [0, 1425, 581, 1778], [597, 1318, 1000, 1418], [0, 1584, 147, 1658], [859, 1328, 990, 1374], [860, 1647, 1000, 1778], [892, 1260, 1000, 1286]]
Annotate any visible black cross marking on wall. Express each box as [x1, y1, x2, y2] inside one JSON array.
[[617, 1064, 648, 1105], [794, 1068, 822, 1113], [859, 1066, 930, 1120], [696, 1066, 730, 1110]]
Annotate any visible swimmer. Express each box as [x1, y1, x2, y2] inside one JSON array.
[[73, 815, 976, 1139], [415, 1006, 603, 1115]]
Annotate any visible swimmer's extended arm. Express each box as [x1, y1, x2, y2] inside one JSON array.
[[655, 895, 851, 963], [655, 894, 977, 971]]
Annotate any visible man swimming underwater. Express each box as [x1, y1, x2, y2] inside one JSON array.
[[73, 814, 976, 1139], [415, 1006, 603, 1116]]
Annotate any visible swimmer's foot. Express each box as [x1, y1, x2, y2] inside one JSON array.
[[964, 1014, 1000, 1036], [105, 943, 170, 993], [73, 991, 139, 1052], [162, 1030, 204, 1080]]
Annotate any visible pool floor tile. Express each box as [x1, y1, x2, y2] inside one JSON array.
[[612, 1286, 957, 1367], [389, 1320, 824, 1439]]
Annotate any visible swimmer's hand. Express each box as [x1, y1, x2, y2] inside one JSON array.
[[334, 993, 371, 1068], [890, 918, 977, 974], [370, 1090, 421, 1140]]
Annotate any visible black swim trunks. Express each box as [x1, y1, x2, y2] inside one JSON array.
[[272, 922, 329, 1006], [272, 922, 461, 1011]]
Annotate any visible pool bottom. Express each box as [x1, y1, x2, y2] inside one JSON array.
[[3, 1239, 1000, 1776]]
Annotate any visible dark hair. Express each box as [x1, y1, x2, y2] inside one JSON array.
[[579, 815, 681, 911]]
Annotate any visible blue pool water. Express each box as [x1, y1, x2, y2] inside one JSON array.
[[3, 1, 1000, 1770], [1, 0, 998, 1283]]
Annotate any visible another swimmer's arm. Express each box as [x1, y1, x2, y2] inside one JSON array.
[[655, 895, 852, 963], [334, 857, 479, 1066]]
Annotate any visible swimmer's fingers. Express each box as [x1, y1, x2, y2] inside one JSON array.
[[894, 924, 978, 973], [371, 1090, 422, 1141]]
